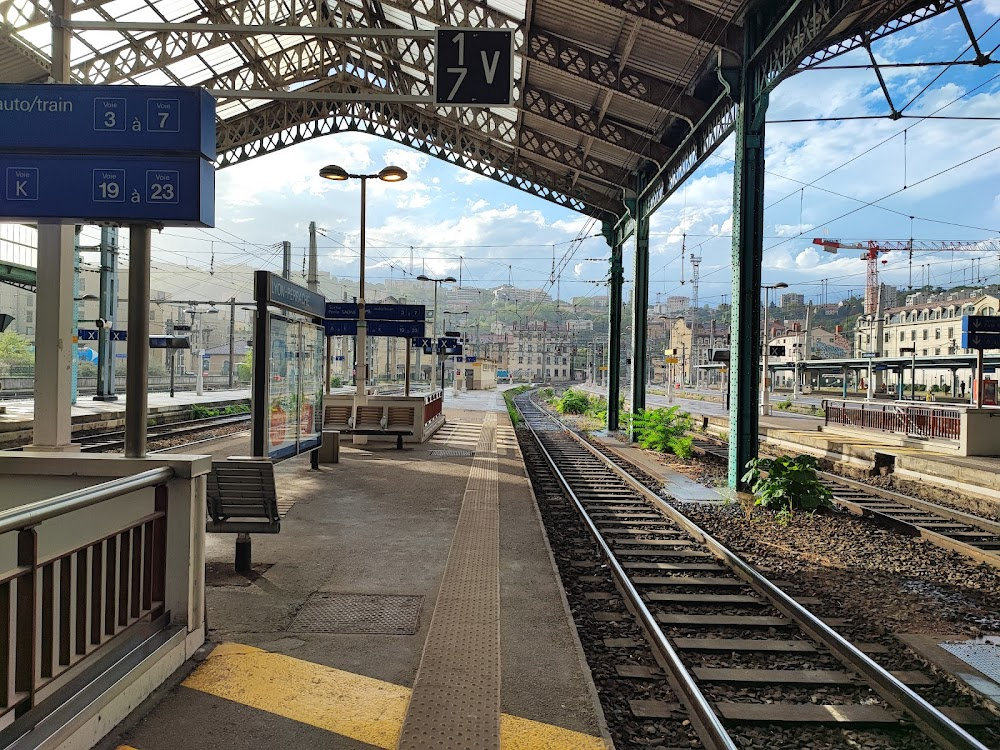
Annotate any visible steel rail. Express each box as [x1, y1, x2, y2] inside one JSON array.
[[517, 397, 738, 750], [818, 470, 1000, 536], [0, 467, 174, 535], [574, 428, 990, 750]]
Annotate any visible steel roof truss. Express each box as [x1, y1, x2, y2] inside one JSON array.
[[526, 27, 709, 126], [214, 97, 620, 215], [590, 0, 743, 55], [522, 86, 673, 165]]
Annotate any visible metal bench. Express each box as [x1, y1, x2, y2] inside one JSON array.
[[206, 459, 280, 573], [206, 459, 280, 533], [340, 429, 413, 449]]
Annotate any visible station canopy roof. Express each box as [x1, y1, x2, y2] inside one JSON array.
[[1, 0, 957, 221]]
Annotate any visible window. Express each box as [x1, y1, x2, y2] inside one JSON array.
[[922, 349, 928, 355], [26, 296, 33, 307], [935, 348, 940, 355], [899, 332, 905, 341], [948, 327, 954, 338], [922, 330, 928, 340], [910, 331, 916, 341], [149, 310, 156, 321], [884, 333, 890, 343], [25, 311, 32, 322], [935, 328, 941, 339], [26, 327, 33, 336], [517, 357, 523, 364]]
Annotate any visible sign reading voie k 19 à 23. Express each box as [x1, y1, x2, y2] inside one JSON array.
[[0, 84, 215, 159], [0, 153, 214, 226], [0, 83, 215, 227]]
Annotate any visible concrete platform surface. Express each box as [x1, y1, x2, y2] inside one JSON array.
[[98, 399, 610, 750], [0, 388, 252, 424]]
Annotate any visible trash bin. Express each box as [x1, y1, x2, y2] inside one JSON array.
[[319, 430, 340, 463]]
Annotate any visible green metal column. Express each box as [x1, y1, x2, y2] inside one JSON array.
[[607, 236, 624, 431], [631, 187, 650, 415], [729, 16, 768, 489]]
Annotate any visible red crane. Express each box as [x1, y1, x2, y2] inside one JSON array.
[[812, 238, 998, 314]]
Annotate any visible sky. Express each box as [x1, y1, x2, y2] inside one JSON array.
[[103, 1, 1000, 312]]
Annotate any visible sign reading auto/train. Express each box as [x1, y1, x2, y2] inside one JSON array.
[[0, 83, 215, 227], [434, 28, 514, 106], [0, 84, 215, 157]]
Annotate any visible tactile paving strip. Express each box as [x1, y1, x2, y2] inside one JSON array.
[[288, 593, 422, 635], [397, 414, 500, 750]]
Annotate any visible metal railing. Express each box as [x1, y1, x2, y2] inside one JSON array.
[[0, 467, 173, 722], [823, 400, 961, 441]]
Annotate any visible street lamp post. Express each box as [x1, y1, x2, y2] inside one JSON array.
[[319, 164, 407, 440], [761, 282, 788, 416], [418, 275, 457, 391]]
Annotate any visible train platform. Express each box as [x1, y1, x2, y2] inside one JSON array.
[[0, 388, 251, 424], [97, 388, 611, 750]]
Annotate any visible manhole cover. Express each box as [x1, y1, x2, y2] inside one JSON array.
[[288, 593, 422, 634], [429, 449, 475, 458]]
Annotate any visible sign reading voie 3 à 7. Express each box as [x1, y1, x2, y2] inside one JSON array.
[[0, 84, 215, 159]]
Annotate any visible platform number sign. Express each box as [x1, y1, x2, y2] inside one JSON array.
[[434, 28, 514, 106]]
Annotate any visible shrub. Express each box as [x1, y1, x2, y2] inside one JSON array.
[[741, 454, 833, 519], [330, 375, 343, 387], [666, 435, 693, 458], [556, 389, 590, 414], [775, 398, 793, 411], [632, 406, 693, 456]]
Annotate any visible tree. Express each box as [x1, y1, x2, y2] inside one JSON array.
[[0, 331, 33, 375]]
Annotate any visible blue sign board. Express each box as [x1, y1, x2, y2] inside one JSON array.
[[962, 331, 1000, 350], [257, 271, 326, 318], [466, 356, 477, 363], [325, 302, 426, 321], [0, 84, 216, 159], [0, 154, 214, 226], [323, 319, 425, 337], [78, 328, 128, 341], [962, 315, 1000, 334]]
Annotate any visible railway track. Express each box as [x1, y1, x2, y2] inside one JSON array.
[[75, 413, 251, 452], [689, 437, 1000, 568], [515, 394, 994, 750]]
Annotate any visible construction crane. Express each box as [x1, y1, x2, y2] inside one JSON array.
[[812, 238, 1000, 314]]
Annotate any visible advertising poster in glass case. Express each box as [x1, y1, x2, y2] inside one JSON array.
[[298, 322, 325, 453], [265, 316, 324, 461], [267, 315, 297, 460]]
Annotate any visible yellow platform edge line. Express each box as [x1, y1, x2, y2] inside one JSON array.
[[181, 643, 607, 750]]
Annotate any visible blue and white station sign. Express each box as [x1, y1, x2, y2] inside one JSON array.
[[0, 154, 214, 226], [0, 84, 215, 159]]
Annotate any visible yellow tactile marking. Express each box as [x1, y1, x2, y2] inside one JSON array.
[[182, 643, 607, 750]]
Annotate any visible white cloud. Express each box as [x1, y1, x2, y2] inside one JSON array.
[[382, 148, 428, 176], [455, 170, 484, 184]]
